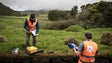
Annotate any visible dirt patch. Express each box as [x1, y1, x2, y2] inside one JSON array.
[[0, 54, 112, 63]]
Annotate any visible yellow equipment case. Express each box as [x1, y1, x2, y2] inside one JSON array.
[[26, 46, 38, 54]]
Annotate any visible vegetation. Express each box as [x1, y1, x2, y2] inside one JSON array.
[[64, 38, 79, 46], [70, 6, 78, 18], [1, 1, 112, 29], [0, 3, 14, 16], [48, 10, 70, 21], [0, 35, 7, 43], [77, 1, 112, 29], [48, 6, 78, 21], [0, 16, 112, 56], [0, 1, 112, 56], [0, 3, 49, 16], [44, 20, 75, 30], [65, 25, 84, 32], [47, 1, 112, 29], [100, 32, 112, 46]]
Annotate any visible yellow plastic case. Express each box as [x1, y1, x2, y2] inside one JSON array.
[[26, 46, 38, 54]]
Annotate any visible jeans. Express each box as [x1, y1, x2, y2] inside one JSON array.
[[26, 32, 36, 47]]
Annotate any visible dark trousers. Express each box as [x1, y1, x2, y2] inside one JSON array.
[[26, 32, 36, 47]]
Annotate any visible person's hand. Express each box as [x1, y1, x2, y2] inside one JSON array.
[[75, 51, 80, 56], [26, 30, 30, 33], [29, 30, 32, 33], [73, 48, 80, 56]]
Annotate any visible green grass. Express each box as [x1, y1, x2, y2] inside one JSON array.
[[0, 15, 112, 55], [65, 25, 84, 32]]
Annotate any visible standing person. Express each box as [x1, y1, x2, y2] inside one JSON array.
[[74, 32, 98, 63], [24, 14, 39, 47]]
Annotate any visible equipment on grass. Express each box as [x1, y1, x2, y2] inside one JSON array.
[[12, 48, 19, 54], [68, 43, 78, 51], [26, 46, 38, 54], [26, 46, 44, 54]]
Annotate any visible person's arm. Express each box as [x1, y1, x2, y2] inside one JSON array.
[[74, 42, 84, 56], [36, 21, 39, 34], [24, 19, 30, 32]]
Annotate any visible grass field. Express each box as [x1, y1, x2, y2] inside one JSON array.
[[0, 15, 112, 55]]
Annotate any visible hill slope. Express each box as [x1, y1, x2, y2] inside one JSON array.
[[0, 3, 15, 16]]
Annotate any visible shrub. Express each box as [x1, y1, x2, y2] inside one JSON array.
[[100, 32, 112, 46], [0, 35, 7, 43], [44, 21, 75, 30], [65, 25, 84, 32], [48, 10, 70, 21], [64, 38, 79, 46]]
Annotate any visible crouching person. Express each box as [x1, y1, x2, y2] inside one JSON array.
[[74, 32, 98, 63]]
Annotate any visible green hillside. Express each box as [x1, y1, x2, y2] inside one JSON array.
[[0, 3, 16, 16]]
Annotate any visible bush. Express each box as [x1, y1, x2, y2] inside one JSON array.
[[48, 10, 70, 21], [64, 38, 79, 46], [100, 32, 112, 46], [65, 25, 84, 32], [44, 21, 75, 30], [0, 35, 7, 43]]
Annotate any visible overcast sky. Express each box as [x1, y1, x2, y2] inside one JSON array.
[[0, 0, 111, 11]]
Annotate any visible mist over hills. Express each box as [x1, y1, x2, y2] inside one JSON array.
[[0, 3, 49, 16]]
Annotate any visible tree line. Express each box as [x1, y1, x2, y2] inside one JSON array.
[[48, 1, 112, 28], [48, 6, 78, 21], [0, 1, 112, 28], [77, 1, 112, 28]]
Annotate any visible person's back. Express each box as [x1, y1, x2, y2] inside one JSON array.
[[74, 32, 98, 63], [78, 40, 98, 63]]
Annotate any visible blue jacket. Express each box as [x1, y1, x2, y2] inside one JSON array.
[[24, 19, 39, 34]]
